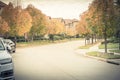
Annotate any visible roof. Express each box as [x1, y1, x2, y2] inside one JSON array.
[[64, 19, 78, 25], [0, 1, 7, 8]]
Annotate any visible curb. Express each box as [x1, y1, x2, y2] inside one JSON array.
[[85, 54, 120, 65], [75, 51, 120, 66], [84, 54, 107, 62], [107, 60, 120, 65]]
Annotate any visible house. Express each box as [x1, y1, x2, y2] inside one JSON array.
[[63, 19, 79, 35], [64, 19, 78, 28], [0, 1, 7, 15]]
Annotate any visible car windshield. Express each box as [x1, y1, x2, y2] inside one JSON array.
[[5, 39, 14, 44], [0, 40, 5, 50]]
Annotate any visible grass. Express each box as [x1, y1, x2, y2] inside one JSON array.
[[99, 43, 119, 49], [87, 51, 120, 59], [16, 38, 83, 48], [109, 49, 120, 53], [79, 42, 100, 49], [16, 40, 49, 47], [79, 44, 93, 49]]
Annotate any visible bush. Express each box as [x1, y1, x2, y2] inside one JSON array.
[[54, 35, 61, 40]]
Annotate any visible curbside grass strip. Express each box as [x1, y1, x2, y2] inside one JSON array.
[[85, 54, 120, 65], [84, 54, 107, 62], [85, 53, 120, 65], [75, 50, 120, 66]]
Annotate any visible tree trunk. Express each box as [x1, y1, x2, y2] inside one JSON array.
[[91, 34, 94, 44], [31, 36, 34, 42], [119, 38, 120, 50], [104, 28, 107, 53], [85, 38, 86, 45], [95, 34, 97, 42], [31, 33, 34, 42]]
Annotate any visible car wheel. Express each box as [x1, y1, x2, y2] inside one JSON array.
[[13, 50, 16, 53]]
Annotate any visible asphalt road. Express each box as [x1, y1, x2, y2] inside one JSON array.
[[12, 40, 120, 80]]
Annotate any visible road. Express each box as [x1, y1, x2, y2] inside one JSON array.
[[12, 40, 120, 80]]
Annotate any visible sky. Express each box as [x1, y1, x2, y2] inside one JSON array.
[[1, 0, 93, 19]]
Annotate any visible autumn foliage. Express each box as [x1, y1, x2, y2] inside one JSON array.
[[1, 3, 32, 36], [26, 4, 47, 37], [13, 7, 32, 36], [0, 16, 10, 35], [76, 0, 116, 37], [46, 18, 65, 35]]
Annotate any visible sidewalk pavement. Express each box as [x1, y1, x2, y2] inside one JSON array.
[[75, 43, 120, 65]]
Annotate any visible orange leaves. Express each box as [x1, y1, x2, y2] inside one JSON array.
[[15, 10, 32, 36], [0, 16, 10, 35], [46, 18, 65, 35], [76, 11, 91, 35], [26, 4, 47, 35]]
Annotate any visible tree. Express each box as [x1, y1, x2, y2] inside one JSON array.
[[1, 3, 32, 42], [76, 11, 90, 35], [25, 4, 47, 40], [12, 8, 32, 36], [48, 19, 65, 34], [76, 11, 91, 45], [114, 0, 120, 50], [1, 2, 14, 36], [80, 0, 115, 52], [0, 16, 10, 36], [96, 0, 115, 53]]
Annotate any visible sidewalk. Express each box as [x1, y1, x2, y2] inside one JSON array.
[[75, 42, 120, 65]]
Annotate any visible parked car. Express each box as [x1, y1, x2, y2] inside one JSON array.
[[4, 39, 16, 53], [0, 38, 15, 80]]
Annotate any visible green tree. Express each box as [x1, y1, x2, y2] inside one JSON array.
[[114, 0, 120, 50], [85, 0, 115, 53]]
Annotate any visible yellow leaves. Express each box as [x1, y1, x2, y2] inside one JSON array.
[[76, 11, 91, 35], [12, 10, 32, 36], [46, 18, 65, 34], [26, 5, 47, 35]]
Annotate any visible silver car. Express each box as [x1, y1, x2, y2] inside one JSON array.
[[4, 39, 16, 53], [0, 38, 15, 80]]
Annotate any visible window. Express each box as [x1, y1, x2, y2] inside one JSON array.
[[0, 40, 5, 50]]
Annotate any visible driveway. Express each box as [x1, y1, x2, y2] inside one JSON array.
[[12, 40, 120, 80]]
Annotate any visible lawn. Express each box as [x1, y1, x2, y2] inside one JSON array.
[[16, 40, 51, 47], [16, 38, 83, 48], [79, 44, 93, 49], [99, 43, 119, 49], [109, 49, 120, 53], [79, 42, 100, 49], [87, 51, 120, 59]]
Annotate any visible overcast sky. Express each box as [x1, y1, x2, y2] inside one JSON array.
[[1, 0, 93, 19]]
